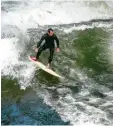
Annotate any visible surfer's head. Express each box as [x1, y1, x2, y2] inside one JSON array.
[[48, 28, 54, 36]]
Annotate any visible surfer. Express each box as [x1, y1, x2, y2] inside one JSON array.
[[34, 28, 60, 69]]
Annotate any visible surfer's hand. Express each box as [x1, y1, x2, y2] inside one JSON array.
[[56, 48, 60, 52], [35, 48, 38, 52]]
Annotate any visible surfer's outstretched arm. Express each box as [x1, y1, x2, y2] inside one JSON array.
[[37, 34, 46, 48]]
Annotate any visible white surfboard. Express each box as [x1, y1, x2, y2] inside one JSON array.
[[28, 56, 64, 79]]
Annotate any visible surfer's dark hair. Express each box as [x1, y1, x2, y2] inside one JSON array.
[[48, 28, 53, 33]]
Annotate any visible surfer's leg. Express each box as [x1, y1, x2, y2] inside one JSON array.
[[48, 48, 55, 64], [46, 48, 54, 69], [36, 44, 48, 60]]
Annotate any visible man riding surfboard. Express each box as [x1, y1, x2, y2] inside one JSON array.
[[33, 28, 60, 69]]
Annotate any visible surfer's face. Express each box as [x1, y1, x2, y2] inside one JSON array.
[[48, 31, 54, 36]]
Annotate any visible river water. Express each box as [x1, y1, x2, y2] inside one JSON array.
[[1, 0, 113, 125]]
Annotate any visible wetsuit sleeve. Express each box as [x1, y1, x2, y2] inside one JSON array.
[[54, 35, 59, 48], [37, 34, 46, 48]]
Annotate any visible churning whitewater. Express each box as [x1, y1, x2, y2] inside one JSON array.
[[1, 0, 113, 125]]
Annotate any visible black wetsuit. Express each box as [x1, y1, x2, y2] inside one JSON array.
[[36, 33, 59, 63]]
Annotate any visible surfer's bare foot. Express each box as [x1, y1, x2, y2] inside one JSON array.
[[46, 64, 51, 69], [31, 57, 38, 61]]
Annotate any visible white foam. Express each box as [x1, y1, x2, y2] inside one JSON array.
[[0, 38, 19, 69], [39, 66, 110, 125], [42, 92, 106, 125], [39, 73, 107, 125], [1, 1, 113, 31], [63, 22, 113, 33], [1, 38, 36, 88]]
